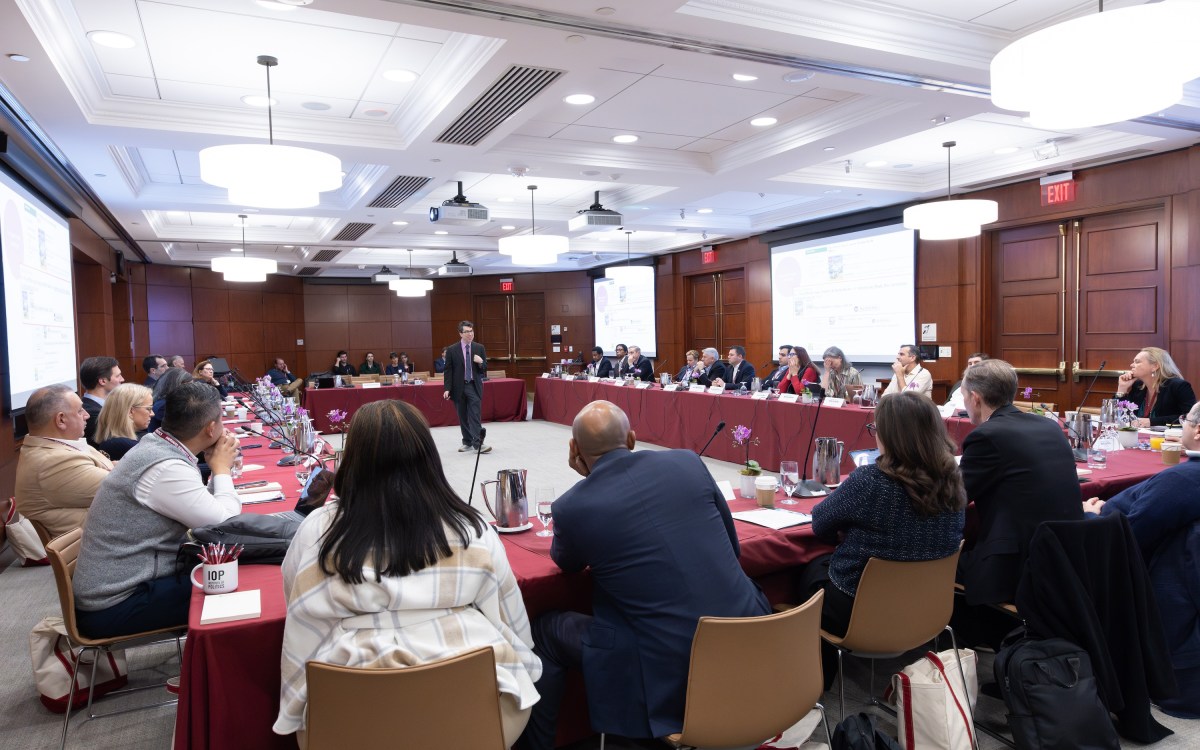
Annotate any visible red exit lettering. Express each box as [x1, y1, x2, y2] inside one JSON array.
[[701, 249, 717, 264], [1040, 180, 1076, 206], [499, 280, 514, 292]]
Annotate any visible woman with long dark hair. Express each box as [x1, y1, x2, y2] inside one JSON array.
[[778, 346, 820, 395], [806, 391, 966, 687], [274, 400, 541, 746]]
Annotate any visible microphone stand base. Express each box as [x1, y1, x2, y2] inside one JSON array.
[[795, 480, 830, 497], [276, 455, 302, 467], [1073, 448, 1089, 464]]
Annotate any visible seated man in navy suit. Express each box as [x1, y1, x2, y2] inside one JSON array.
[[621, 345, 654, 382], [713, 345, 756, 390], [518, 401, 769, 748], [695, 347, 727, 387], [585, 346, 614, 378]]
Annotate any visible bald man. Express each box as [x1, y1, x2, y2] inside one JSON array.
[[518, 401, 769, 748]]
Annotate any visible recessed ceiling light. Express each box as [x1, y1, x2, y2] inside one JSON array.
[[696, 208, 713, 214], [612, 134, 639, 144], [383, 69, 418, 83], [564, 94, 595, 105], [501, 225, 516, 230], [434, 230, 448, 235], [732, 73, 757, 82], [824, 189, 841, 194], [823, 146, 836, 152], [93, 173, 106, 178], [7, 54, 30, 62], [363, 109, 388, 117], [301, 101, 331, 111], [750, 116, 777, 127], [87, 31, 136, 49], [392, 220, 409, 226], [565, 34, 585, 44], [782, 70, 816, 83], [256, 0, 297, 9], [865, 160, 888, 168], [893, 163, 913, 170], [595, 6, 615, 15], [241, 95, 276, 107], [993, 146, 1019, 155], [230, 247, 243, 252], [580, 169, 601, 176], [283, 245, 294, 248]]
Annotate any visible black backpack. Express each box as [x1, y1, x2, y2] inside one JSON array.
[[182, 513, 301, 565], [831, 712, 901, 750], [994, 631, 1119, 750]]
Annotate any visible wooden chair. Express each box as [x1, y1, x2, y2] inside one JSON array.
[[409, 371, 429, 380], [662, 590, 831, 750], [428, 373, 445, 382], [29, 517, 53, 546], [821, 543, 973, 737], [349, 375, 377, 385], [304, 647, 506, 749], [487, 370, 507, 379], [1013, 400, 1057, 414], [46, 529, 187, 750]]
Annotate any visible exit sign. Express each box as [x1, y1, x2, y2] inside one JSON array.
[[701, 248, 717, 264], [499, 279, 514, 292], [1040, 173, 1076, 206]]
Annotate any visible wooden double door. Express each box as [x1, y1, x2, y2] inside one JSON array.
[[990, 206, 1169, 409], [686, 268, 746, 359], [474, 293, 546, 393]]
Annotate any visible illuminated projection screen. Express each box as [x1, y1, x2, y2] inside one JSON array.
[[0, 167, 77, 412], [770, 224, 915, 363], [593, 269, 657, 358]]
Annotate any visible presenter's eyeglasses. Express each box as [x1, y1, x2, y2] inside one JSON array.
[[865, 423, 877, 437]]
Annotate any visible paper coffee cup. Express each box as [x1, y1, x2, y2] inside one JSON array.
[[1163, 445, 1183, 466], [754, 476, 778, 509]]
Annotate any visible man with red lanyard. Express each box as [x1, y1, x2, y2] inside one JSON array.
[[884, 344, 933, 398], [73, 381, 241, 638]]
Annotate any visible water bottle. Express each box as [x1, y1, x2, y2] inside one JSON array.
[[230, 451, 244, 480], [401, 369, 408, 384]]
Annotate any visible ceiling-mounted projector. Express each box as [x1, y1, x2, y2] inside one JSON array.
[[568, 191, 623, 232], [429, 180, 489, 226], [437, 251, 473, 276]]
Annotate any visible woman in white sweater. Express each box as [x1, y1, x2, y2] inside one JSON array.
[[273, 400, 541, 746]]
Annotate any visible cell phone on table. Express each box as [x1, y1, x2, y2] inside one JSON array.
[[234, 480, 268, 489], [242, 443, 263, 449]]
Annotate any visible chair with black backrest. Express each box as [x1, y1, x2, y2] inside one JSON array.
[[45, 528, 187, 750], [304, 646, 507, 749], [821, 542, 973, 739]]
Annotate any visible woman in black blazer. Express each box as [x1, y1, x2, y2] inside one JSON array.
[[1116, 347, 1197, 427]]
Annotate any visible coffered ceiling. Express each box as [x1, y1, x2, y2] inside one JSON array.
[[1, 0, 1197, 278]]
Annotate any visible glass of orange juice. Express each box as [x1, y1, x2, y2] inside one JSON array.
[[1150, 436, 1165, 451]]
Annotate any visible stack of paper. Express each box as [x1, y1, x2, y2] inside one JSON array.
[[235, 482, 282, 496], [238, 489, 285, 505], [200, 589, 262, 625], [731, 508, 813, 529]]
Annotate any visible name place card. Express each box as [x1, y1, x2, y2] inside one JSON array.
[[588, 376, 600, 383], [635, 381, 652, 389], [361, 382, 381, 389], [751, 390, 770, 400], [611, 379, 626, 387], [778, 393, 799, 403], [707, 386, 724, 395], [663, 384, 679, 392], [823, 397, 846, 408], [688, 384, 706, 393], [541, 373, 551, 378], [715, 480, 735, 502]]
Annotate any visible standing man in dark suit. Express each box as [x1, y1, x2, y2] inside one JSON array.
[[518, 401, 768, 749], [442, 320, 491, 453], [585, 346, 613, 378], [714, 345, 756, 390], [957, 359, 1082, 607]]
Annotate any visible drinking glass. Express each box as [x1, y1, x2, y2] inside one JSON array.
[[294, 466, 311, 487], [535, 488, 555, 537], [1086, 447, 1107, 470], [779, 461, 800, 505]]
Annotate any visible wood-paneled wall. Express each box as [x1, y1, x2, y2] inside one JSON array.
[[302, 283, 432, 376]]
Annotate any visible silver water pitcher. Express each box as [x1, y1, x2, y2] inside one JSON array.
[[1071, 412, 1094, 451], [814, 437, 845, 486], [859, 383, 878, 407], [480, 469, 529, 530], [1100, 398, 1119, 426]]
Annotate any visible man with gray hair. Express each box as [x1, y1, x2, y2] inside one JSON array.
[[957, 359, 1081, 608], [518, 401, 768, 748], [14, 385, 114, 538], [695, 346, 727, 387], [621, 344, 653, 382], [73, 381, 241, 638]]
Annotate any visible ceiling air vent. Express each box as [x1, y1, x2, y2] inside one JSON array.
[[368, 175, 432, 208], [310, 248, 342, 263], [296, 266, 322, 276], [435, 65, 565, 146], [333, 223, 374, 242]]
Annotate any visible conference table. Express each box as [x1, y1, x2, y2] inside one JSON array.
[[532, 377, 976, 475], [304, 377, 527, 432], [172, 412, 832, 750]]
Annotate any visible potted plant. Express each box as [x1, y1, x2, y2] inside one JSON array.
[[731, 424, 761, 496], [1115, 400, 1140, 448], [327, 408, 349, 468]]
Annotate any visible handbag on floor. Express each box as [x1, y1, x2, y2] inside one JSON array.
[[885, 648, 978, 750], [831, 712, 901, 750], [4, 500, 49, 565], [29, 616, 128, 713]]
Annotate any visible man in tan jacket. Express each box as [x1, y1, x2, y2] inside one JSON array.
[[15, 384, 114, 539]]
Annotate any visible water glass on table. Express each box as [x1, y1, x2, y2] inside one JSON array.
[[535, 488, 555, 538], [1086, 447, 1107, 470], [294, 462, 312, 487], [779, 461, 800, 505]]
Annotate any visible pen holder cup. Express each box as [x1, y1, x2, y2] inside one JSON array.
[[191, 561, 238, 595]]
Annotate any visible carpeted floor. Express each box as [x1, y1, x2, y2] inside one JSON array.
[[1, 413, 1196, 749]]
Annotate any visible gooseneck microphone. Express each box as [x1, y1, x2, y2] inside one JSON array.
[[795, 395, 830, 497], [1077, 359, 1108, 413], [698, 420, 726, 457], [468, 427, 487, 508]]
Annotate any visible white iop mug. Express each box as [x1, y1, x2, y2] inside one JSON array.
[[191, 561, 239, 595]]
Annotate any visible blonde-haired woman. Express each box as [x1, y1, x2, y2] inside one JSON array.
[[1116, 347, 1196, 427], [94, 383, 154, 460]]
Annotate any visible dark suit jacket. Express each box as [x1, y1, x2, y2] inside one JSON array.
[[624, 356, 653, 382], [82, 395, 103, 446], [331, 363, 357, 377], [761, 364, 788, 390], [551, 448, 769, 738], [722, 360, 756, 390], [958, 404, 1083, 605], [585, 358, 613, 378], [442, 341, 487, 402], [696, 361, 727, 387], [1124, 377, 1197, 427]]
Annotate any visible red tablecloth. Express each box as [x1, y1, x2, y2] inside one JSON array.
[[1079, 447, 1173, 499], [305, 378, 527, 431], [532, 378, 976, 475], [173, 438, 831, 750]]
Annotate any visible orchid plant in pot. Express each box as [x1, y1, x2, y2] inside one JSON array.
[[327, 409, 349, 468], [1115, 400, 1140, 448], [731, 424, 761, 497]]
